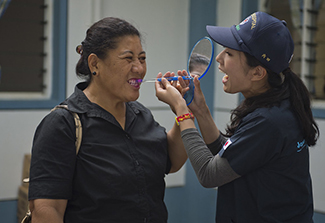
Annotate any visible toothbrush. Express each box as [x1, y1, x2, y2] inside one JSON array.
[[138, 76, 193, 83]]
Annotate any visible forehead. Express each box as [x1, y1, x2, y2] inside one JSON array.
[[114, 35, 144, 52]]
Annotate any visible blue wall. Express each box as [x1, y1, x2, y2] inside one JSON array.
[[165, 0, 218, 222], [0, 200, 17, 223]]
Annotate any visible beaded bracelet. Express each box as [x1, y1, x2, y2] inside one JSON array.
[[175, 113, 194, 126]]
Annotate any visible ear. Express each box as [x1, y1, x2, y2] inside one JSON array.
[[88, 53, 99, 73], [251, 66, 267, 81]]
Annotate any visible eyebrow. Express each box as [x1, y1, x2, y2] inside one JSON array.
[[120, 50, 146, 56]]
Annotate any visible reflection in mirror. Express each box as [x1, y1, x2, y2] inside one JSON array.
[[189, 53, 210, 77], [184, 37, 214, 105], [187, 37, 214, 80]]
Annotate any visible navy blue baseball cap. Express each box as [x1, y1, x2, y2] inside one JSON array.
[[206, 11, 294, 74]]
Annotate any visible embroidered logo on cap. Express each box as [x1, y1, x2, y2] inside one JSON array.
[[251, 13, 257, 30], [237, 16, 250, 31], [239, 18, 249, 26], [261, 54, 271, 62]]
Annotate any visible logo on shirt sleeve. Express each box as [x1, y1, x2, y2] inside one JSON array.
[[223, 139, 232, 150], [219, 139, 232, 157]]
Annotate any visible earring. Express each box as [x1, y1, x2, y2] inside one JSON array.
[[92, 71, 96, 75]]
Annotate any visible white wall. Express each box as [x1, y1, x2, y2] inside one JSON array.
[[310, 119, 325, 212]]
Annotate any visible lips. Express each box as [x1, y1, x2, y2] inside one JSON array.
[[128, 78, 141, 88], [219, 68, 228, 84], [222, 74, 229, 84]]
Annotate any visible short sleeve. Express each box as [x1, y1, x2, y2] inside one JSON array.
[[29, 109, 77, 200], [219, 113, 284, 176]]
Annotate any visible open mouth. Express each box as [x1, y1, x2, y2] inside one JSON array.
[[128, 78, 141, 88], [222, 75, 229, 84]]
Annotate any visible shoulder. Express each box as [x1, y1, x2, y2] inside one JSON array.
[[35, 106, 76, 138], [246, 100, 293, 123], [47, 106, 75, 122], [239, 100, 298, 136]]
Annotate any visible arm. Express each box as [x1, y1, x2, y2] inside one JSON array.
[[155, 71, 188, 173], [156, 72, 221, 143], [167, 122, 188, 173], [29, 199, 67, 223], [155, 73, 240, 187], [181, 128, 240, 188], [207, 133, 228, 155]]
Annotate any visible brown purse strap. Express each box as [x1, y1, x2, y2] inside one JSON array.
[[51, 105, 82, 154]]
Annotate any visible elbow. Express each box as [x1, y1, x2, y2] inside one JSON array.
[[198, 178, 220, 188], [169, 165, 181, 174], [197, 174, 220, 188], [169, 161, 185, 173], [196, 169, 224, 188]]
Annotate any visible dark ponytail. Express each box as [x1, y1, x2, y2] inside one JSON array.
[[224, 53, 319, 146], [282, 68, 319, 146]]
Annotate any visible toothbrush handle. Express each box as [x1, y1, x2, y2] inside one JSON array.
[[157, 76, 192, 82]]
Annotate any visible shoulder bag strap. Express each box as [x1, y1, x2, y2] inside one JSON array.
[[51, 105, 82, 154]]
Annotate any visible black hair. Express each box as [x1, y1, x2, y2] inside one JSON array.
[[223, 52, 319, 146], [189, 53, 210, 75], [75, 17, 141, 83]]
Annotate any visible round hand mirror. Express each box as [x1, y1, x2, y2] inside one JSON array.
[[183, 36, 214, 105]]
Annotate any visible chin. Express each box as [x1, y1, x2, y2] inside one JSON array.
[[128, 94, 140, 102]]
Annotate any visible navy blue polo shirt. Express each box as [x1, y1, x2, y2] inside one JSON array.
[[29, 82, 171, 223], [217, 100, 313, 223]]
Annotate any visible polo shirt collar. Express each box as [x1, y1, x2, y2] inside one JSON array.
[[64, 82, 144, 127]]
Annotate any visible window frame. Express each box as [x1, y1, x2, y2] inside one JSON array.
[[295, 0, 325, 119], [0, 0, 67, 109]]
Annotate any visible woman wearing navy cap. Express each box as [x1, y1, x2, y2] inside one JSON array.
[[155, 11, 319, 222]]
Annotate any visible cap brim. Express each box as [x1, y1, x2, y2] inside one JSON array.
[[206, 25, 241, 51]]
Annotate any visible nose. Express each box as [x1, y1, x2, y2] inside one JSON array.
[[216, 50, 223, 64], [132, 60, 146, 74]]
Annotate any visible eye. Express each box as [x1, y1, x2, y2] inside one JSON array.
[[139, 56, 146, 63], [225, 51, 232, 56]]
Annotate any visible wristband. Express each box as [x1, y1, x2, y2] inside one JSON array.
[[175, 113, 194, 126]]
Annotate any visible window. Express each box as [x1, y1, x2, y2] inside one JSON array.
[[264, 0, 325, 103], [0, 0, 67, 109]]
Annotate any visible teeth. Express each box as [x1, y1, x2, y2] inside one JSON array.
[[128, 79, 140, 86]]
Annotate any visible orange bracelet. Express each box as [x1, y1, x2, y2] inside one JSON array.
[[175, 113, 194, 126]]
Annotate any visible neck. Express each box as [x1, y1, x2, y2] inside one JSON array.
[[83, 84, 126, 128], [243, 81, 271, 98]]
